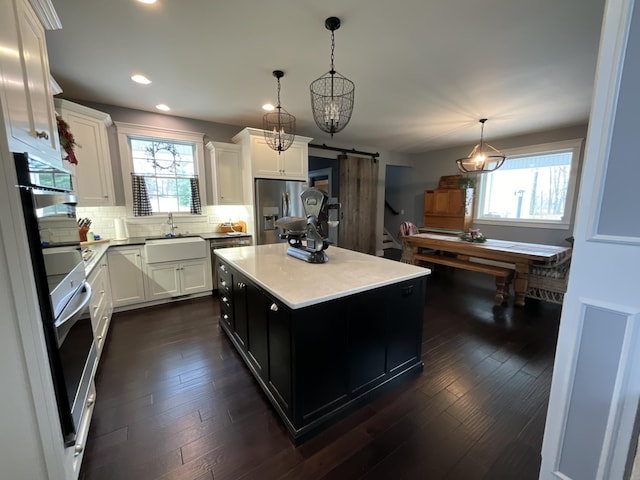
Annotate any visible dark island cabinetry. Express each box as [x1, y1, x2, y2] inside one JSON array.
[[216, 259, 426, 443]]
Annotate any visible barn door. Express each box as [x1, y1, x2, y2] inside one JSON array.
[[540, 0, 640, 478], [338, 154, 378, 254]]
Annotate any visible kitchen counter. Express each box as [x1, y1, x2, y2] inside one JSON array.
[[214, 243, 429, 443], [214, 243, 429, 309]]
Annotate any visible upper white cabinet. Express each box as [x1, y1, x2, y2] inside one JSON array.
[[55, 99, 115, 206], [207, 141, 244, 205], [233, 127, 312, 181], [0, 0, 61, 167]]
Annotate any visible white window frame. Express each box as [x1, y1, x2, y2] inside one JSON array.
[[474, 138, 583, 229], [116, 122, 206, 219]]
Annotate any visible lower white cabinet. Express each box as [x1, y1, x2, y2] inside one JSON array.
[[63, 381, 95, 480], [145, 258, 212, 300], [108, 246, 146, 307], [86, 256, 112, 359]]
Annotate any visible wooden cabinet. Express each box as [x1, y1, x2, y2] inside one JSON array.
[[55, 99, 115, 206], [217, 260, 425, 443], [232, 127, 312, 181], [145, 258, 212, 300], [423, 188, 474, 231], [108, 247, 146, 307], [86, 256, 112, 360], [0, 0, 61, 167], [207, 141, 244, 205]]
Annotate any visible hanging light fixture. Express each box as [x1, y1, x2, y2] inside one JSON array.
[[263, 70, 296, 154], [310, 17, 355, 137], [456, 119, 506, 174]]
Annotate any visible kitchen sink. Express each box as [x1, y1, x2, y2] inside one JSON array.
[[145, 236, 207, 263], [144, 234, 201, 241]]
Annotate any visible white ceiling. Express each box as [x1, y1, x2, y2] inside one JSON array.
[[46, 0, 606, 154]]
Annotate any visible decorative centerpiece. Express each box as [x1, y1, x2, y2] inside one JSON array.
[[460, 228, 487, 243], [57, 116, 78, 165]]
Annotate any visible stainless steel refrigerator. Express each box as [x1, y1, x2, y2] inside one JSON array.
[[254, 178, 307, 244]]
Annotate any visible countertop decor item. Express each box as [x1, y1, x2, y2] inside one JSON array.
[[263, 70, 296, 153], [310, 16, 355, 137], [456, 119, 506, 174], [57, 115, 78, 165]]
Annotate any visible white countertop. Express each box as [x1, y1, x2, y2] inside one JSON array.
[[215, 243, 431, 309]]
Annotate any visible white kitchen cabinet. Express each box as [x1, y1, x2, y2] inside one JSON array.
[[55, 99, 115, 206], [0, 0, 61, 167], [86, 255, 112, 360], [232, 127, 312, 181], [108, 246, 146, 307], [145, 258, 212, 300], [207, 141, 244, 204]]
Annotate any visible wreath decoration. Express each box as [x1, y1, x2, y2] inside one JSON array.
[[57, 116, 78, 165], [459, 230, 487, 243]]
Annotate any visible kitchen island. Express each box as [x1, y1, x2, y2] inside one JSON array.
[[215, 243, 430, 443]]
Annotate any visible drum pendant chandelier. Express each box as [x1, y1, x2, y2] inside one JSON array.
[[263, 70, 296, 154], [310, 17, 355, 137], [456, 119, 506, 174]]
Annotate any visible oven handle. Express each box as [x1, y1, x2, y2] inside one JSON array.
[[55, 282, 92, 344]]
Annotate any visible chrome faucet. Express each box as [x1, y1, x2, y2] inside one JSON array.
[[167, 212, 178, 236]]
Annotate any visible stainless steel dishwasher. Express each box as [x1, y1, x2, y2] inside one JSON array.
[[210, 236, 252, 289]]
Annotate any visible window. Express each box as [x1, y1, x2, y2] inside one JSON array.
[[475, 139, 582, 228], [130, 138, 195, 212], [116, 123, 206, 216]]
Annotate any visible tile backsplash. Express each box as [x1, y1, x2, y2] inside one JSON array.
[[77, 205, 251, 239]]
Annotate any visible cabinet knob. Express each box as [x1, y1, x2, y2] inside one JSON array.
[[221, 280, 226, 287], [74, 444, 84, 456], [223, 314, 229, 320], [87, 393, 95, 406], [270, 303, 279, 312], [220, 265, 226, 272], [97, 335, 103, 340], [237, 282, 245, 288], [221, 296, 228, 303], [36, 130, 49, 140]]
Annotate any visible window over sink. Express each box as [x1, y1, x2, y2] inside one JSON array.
[[115, 122, 206, 216]]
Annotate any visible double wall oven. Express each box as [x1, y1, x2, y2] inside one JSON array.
[[14, 152, 95, 447]]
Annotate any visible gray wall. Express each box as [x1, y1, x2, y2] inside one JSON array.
[[385, 123, 589, 245]]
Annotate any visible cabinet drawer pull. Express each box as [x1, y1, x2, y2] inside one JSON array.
[[74, 444, 84, 456], [221, 296, 228, 303], [270, 303, 279, 312], [221, 280, 226, 287], [87, 393, 95, 406], [223, 314, 229, 320], [97, 335, 103, 340], [220, 265, 226, 272], [36, 130, 49, 140], [237, 282, 245, 288], [402, 285, 415, 296]]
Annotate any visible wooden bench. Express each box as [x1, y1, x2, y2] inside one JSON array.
[[413, 252, 513, 305]]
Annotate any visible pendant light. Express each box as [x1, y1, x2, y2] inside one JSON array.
[[310, 17, 355, 137], [456, 119, 506, 174], [263, 70, 296, 154]]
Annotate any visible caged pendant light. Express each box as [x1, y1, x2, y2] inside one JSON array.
[[263, 70, 296, 154], [456, 119, 506, 174], [310, 17, 355, 137]]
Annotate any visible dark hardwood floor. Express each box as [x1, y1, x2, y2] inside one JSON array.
[[80, 265, 561, 480]]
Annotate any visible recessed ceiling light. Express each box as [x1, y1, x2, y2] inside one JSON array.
[[262, 103, 275, 111], [137, 0, 157, 4], [131, 74, 151, 85], [155, 104, 170, 112]]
